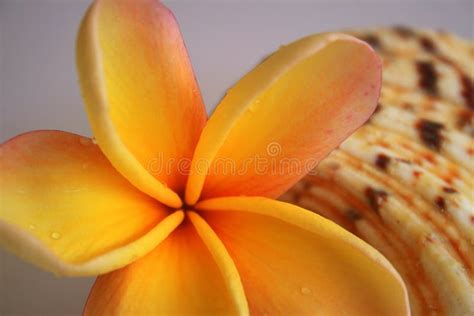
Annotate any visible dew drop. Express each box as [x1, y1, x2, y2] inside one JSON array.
[[300, 287, 312, 295], [28, 224, 36, 230], [79, 137, 91, 146], [51, 232, 61, 240], [91, 137, 98, 145]]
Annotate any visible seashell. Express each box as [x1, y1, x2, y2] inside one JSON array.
[[281, 27, 474, 316]]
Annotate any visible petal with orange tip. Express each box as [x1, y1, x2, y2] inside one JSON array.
[[85, 219, 247, 316], [186, 33, 381, 205], [196, 197, 410, 316], [0, 131, 183, 276], [77, 0, 207, 207]]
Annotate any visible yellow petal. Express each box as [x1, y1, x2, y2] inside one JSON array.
[[196, 197, 410, 315], [188, 211, 248, 315], [0, 131, 184, 276], [85, 219, 245, 315], [186, 33, 381, 205], [77, 0, 207, 207]]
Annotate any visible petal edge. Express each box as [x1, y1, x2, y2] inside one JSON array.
[[188, 211, 249, 316]]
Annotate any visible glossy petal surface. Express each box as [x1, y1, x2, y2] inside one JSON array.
[[77, 0, 207, 207], [197, 197, 410, 316], [0, 131, 183, 276], [85, 220, 245, 315], [186, 33, 381, 204]]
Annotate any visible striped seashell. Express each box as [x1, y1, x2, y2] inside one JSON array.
[[281, 27, 474, 316], [352, 27, 473, 109]]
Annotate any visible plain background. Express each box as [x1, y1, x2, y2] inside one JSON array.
[[0, 0, 472, 315]]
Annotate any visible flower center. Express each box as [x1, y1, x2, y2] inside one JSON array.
[[177, 194, 196, 213]]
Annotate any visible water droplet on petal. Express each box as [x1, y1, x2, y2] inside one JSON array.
[[28, 224, 36, 230], [300, 287, 312, 295], [79, 137, 91, 146], [51, 232, 61, 240], [91, 137, 98, 145]]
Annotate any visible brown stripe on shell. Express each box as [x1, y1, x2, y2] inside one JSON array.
[[375, 153, 391, 171], [460, 75, 474, 109], [419, 36, 437, 53], [416, 119, 444, 151], [365, 187, 388, 213], [393, 25, 416, 38], [457, 109, 474, 135], [374, 103, 383, 114], [360, 34, 382, 50], [346, 209, 363, 221], [416, 61, 438, 95], [401, 102, 415, 112], [442, 187, 457, 194], [435, 196, 447, 213]]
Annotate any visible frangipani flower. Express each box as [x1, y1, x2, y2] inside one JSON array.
[[0, 0, 409, 315]]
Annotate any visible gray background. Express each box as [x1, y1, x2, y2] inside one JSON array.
[[0, 0, 472, 315]]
